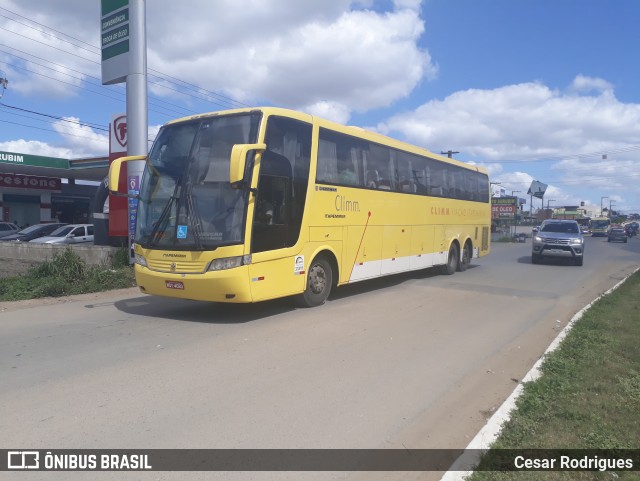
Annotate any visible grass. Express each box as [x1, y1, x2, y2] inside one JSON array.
[[467, 270, 640, 480], [0, 247, 136, 301]]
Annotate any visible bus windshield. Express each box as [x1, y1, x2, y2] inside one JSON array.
[[136, 112, 261, 250], [591, 219, 609, 229]]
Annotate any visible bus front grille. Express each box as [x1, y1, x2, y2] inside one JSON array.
[[146, 259, 206, 274]]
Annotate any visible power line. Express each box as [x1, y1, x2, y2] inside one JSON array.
[[0, 7, 250, 110], [1, 101, 109, 131], [0, 118, 107, 141]]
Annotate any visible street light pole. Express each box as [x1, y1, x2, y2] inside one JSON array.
[[511, 190, 521, 236], [600, 196, 608, 217], [547, 199, 555, 219], [441, 150, 460, 158]]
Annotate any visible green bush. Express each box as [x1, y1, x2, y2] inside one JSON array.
[[0, 247, 136, 301]]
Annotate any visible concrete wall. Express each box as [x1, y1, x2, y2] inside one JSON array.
[[0, 243, 122, 278]]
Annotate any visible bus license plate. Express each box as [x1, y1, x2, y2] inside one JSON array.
[[165, 281, 184, 290]]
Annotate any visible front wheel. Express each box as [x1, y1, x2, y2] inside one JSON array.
[[575, 257, 584, 266], [295, 256, 333, 307], [440, 244, 459, 275]]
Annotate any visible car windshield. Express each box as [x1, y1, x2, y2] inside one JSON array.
[[48, 226, 75, 237], [17, 224, 46, 234], [541, 223, 579, 234], [135, 112, 261, 250]]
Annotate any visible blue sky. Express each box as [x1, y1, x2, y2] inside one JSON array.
[[1, 0, 639, 215]]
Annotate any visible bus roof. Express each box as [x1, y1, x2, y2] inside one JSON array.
[[163, 106, 489, 176]]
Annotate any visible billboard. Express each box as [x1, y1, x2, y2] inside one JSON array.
[[527, 180, 547, 199]]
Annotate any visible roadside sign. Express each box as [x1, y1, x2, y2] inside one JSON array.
[[101, 0, 130, 85]]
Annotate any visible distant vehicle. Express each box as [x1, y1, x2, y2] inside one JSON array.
[[608, 227, 627, 243], [532, 225, 541, 234], [29, 224, 94, 244], [0, 223, 67, 242], [532, 219, 584, 266], [590, 217, 610, 237], [576, 217, 591, 235], [623, 221, 638, 237], [0, 221, 19, 239]]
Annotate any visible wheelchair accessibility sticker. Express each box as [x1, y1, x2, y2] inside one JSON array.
[[177, 225, 188, 239]]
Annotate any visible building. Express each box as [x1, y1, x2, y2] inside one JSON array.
[[0, 150, 108, 227]]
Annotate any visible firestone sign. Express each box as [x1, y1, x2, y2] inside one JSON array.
[[0, 173, 62, 191]]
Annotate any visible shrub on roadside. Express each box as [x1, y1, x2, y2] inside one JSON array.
[[0, 247, 135, 301]]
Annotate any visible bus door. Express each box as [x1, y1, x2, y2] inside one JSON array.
[[248, 116, 312, 301]]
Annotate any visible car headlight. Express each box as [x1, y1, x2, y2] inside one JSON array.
[[570, 238, 584, 244], [207, 255, 252, 272], [535, 236, 542, 242], [134, 253, 147, 267]]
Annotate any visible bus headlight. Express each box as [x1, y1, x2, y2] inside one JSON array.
[[134, 253, 148, 267], [207, 255, 252, 272]]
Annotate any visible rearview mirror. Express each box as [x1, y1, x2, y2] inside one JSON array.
[[108, 155, 147, 196], [229, 143, 266, 185]]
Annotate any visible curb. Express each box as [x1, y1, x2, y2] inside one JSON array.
[[440, 266, 640, 480]]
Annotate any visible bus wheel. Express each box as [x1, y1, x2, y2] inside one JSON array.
[[457, 243, 472, 272], [440, 244, 458, 275], [296, 256, 333, 307]]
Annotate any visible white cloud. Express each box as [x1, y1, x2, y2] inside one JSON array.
[[51, 118, 108, 157], [569, 75, 613, 95], [0, 138, 72, 158], [380, 78, 640, 159], [145, 1, 435, 120]]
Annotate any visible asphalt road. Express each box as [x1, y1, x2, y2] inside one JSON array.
[[2, 236, 639, 481]]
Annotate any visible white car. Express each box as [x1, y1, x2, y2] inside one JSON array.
[[0, 221, 19, 239], [30, 224, 94, 244]]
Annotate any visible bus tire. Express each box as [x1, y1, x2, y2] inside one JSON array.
[[457, 242, 472, 272], [295, 256, 333, 307], [440, 244, 458, 275]]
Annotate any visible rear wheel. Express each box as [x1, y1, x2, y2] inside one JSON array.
[[295, 256, 333, 307], [457, 242, 471, 272], [440, 244, 459, 275]]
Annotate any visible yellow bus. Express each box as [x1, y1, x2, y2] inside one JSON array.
[[590, 217, 610, 237], [109, 107, 491, 307]]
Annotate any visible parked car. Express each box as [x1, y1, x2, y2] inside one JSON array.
[[0, 222, 68, 242], [29, 224, 94, 244], [532, 219, 584, 266], [608, 227, 628, 243], [0, 221, 20, 239]]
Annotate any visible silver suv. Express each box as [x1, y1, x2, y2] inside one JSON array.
[[532, 219, 584, 266]]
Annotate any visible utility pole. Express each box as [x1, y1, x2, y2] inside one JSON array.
[[511, 191, 521, 236], [600, 196, 608, 217], [440, 150, 459, 158], [0, 71, 7, 99]]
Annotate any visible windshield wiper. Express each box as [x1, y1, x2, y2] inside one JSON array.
[[147, 185, 181, 247]]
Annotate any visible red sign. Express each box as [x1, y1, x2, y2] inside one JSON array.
[[109, 113, 128, 236], [112, 115, 127, 149], [492, 205, 516, 218], [0, 173, 61, 191]]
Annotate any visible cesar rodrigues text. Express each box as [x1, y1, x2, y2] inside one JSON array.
[[514, 455, 633, 471]]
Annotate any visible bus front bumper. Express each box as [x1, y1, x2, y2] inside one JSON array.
[[134, 265, 253, 303]]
